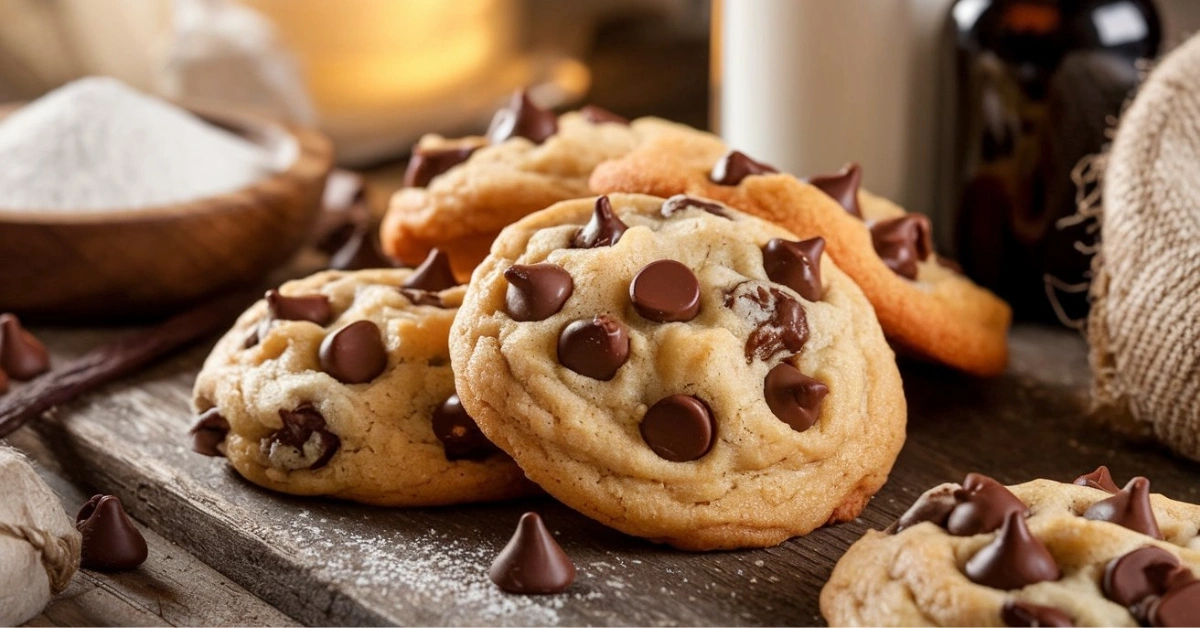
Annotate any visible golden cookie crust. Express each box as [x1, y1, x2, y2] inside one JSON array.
[[589, 136, 1012, 376], [192, 269, 537, 506], [450, 193, 906, 550]]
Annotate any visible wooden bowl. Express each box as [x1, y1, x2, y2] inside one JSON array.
[[0, 102, 333, 323]]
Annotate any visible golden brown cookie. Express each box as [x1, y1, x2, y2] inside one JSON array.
[[589, 137, 1012, 376]]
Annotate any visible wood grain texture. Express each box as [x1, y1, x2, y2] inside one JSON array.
[[6, 324, 1200, 626]]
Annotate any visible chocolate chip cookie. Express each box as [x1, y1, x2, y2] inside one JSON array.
[[590, 139, 1012, 376], [450, 193, 906, 550], [821, 468, 1200, 626], [191, 258, 537, 506], [380, 90, 725, 281]]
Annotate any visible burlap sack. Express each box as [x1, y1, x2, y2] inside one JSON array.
[[1089, 33, 1200, 459]]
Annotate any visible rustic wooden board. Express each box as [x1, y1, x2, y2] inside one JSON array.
[[8, 324, 1200, 626]]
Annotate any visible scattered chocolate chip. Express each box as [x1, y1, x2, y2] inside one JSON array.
[[964, 511, 1061, 590], [572, 196, 628, 249], [640, 394, 715, 462], [403, 145, 478, 188], [1074, 465, 1120, 493], [400, 290, 446, 308], [75, 494, 148, 571], [402, 248, 459, 293], [190, 408, 230, 457], [1001, 601, 1074, 627], [487, 90, 558, 145], [1151, 579, 1200, 627], [557, 315, 630, 381], [580, 105, 629, 125], [807, 163, 863, 218], [870, 214, 934, 280], [505, 264, 574, 322], [263, 404, 340, 470], [630, 260, 701, 323], [1104, 546, 1181, 608], [660, 194, 731, 219], [724, 284, 808, 362], [329, 225, 400, 271], [265, 290, 333, 325], [313, 170, 369, 255], [489, 512, 576, 594], [892, 484, 959, 533], [762, 237, 825, 302], [432, 394, 498, 460], [947, 473, 1030, 536], [1084, 477, 1163, 539], [0, 313, 50, 380], [319, 320, 388, 385], [763, 363, 827, 432], [710, 150, 778, 186]]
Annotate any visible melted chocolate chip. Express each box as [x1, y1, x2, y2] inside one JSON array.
[[402, 248, 459, 293], [870, 214, 934, 280], [572, 197, 628, 249], [265, 290, 333, 325], [630, 260, 701, 322], [1074, 465, 1120, 493], [1151, 579, 1200, 627], [190, 408, 229, 457], [964, 511, 1061, 590], [1084, 477, 1163, 539], [489, 512, 576, 594], [580, 105, 629, 125], [487, 90, 558, 145], [660, 194, 731, 219], [947, 473, 1030, 536], [762, 237, 825, 302], [0, 313, 50, 380], [892, 485, 958, 533], [319, 320, 388, 385], [1001, 601, 1074, 627], [724, 284, 809, 362], [329, 225, 401, 271], [1104, 546, 1181, 608], [76, 495, 148, 571], [557, 315, 630, 381], [505, 264, 574, 322], [763, 363, 828, 432], [403, 145, 478, 188], [263, 404, 340, 470], [807, 163, 863, 218], [640, 394, 715, 462], [710, 150, 779, 186], [432, 394, 498, 461]]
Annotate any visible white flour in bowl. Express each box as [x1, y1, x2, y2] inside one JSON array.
[[0, 77, 275, 212]]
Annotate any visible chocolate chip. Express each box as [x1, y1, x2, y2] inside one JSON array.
[[1084, 477, 1163, 539], [402, 248, 459, 293], [265, 290, 333, 325], [489, 512, 576, 594], [763, 363, 827, 432], [243, 325, 262, 349], [329, 225, 401, 271], [487, 90, 558, 145], [762, 237, 825, 302], [892, 485, 958, 533], [580, 105, 629, 125], [432, 394, 498, 461], [807, 163, 863, 218], [403, 145, 478, 188], [263, 404, 340, 470], [0, 368, 7, 395], [1074, 465, 1120, 493], [947, 473, 1030, 536], [557, 315, 630, 381], [1001, 601, 1074, 627], [400, 290, 446, 308], [572, 196, 628, 249], [710, 150, 779, 186], [505, 264, 574, 322], [190, 408, 230, 457], [75, 494, 148, 571], [630, 260, 701, 322], [640, 394, 715, 462], [870, 214, 934, 280], [1103, 546, 1181, 608], [319, 320, 388, 385], [724, 284, 808, 362], [1151, 579, 1200, 627], [964, 511, 1060, 590], [0, 313, 50, 380], [660, 194, 731, 219]]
